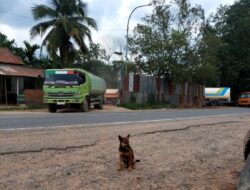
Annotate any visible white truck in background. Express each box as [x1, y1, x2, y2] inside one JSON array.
[[205, 87, 231, 106]]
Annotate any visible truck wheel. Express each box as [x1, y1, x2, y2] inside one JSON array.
[[210, 100, 218, 106], [244, 129, 250, 160], [48, 104, 57, 113], [97, 101, 103, 109], [80, 98, 88, 112]]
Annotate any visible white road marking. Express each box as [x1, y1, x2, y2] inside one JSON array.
[[0, 113, 248, 131]]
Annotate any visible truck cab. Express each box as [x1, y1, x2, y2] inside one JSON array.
[[238, 92, 250, 107]]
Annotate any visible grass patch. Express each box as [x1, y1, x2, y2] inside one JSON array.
[[119, 102, 174, 110]]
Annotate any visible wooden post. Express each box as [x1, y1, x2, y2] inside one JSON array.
[[16, 77, 19, 95], [4, 77, 8, 105]]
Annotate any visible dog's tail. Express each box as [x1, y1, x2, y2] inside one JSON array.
[[135, 159, 141, 162]]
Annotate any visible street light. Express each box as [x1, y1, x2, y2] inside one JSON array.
[[125, 3, 152, 74], [108, 51, 123, 64]]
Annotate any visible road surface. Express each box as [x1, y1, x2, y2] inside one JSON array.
[[0, 107, 249, 130]]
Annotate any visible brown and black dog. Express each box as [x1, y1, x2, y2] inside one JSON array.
[[117, 134, 139, 171]]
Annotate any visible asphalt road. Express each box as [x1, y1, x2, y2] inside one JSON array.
[[0, 107, 250, 130]]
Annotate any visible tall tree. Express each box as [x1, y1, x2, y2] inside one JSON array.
[[129, 0, 204, 82], [30, 0, 97, 67], [214, 0, 250, 101], [195, 22, 222, 86]]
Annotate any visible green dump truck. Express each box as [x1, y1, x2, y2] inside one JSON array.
[[43, 68, 106, 113]]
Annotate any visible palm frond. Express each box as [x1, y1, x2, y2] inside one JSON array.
[[49, 0, 60, 10], [76, 0, 87, 17], [32, 5, 58, 20], [30, 20, 56, 39], [83, 17, 98, 30]]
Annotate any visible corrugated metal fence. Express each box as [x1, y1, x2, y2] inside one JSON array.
[[121, 74, 205, 107]]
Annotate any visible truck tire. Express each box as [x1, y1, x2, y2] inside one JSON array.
[[80, 98, 88, 112], [48, 104, 57, 113], [97, 100, 103, 109], [210, 100, 218, 106], [244, 129, 250, 161]]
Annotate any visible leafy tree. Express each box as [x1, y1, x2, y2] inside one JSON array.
[[0, 33, 15, 49], [0, 32, 25, 60], [23, 41, 40, 66], [30, 0, 97, 67], [214, 0, 250, 101], [129, 0, 205, 82], [195, 22, 222, 86]]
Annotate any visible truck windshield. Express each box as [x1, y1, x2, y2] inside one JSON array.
[[240, 93, 250, 98], [44, 74, 79, 85]]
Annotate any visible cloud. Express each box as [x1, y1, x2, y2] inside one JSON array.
[[0, 23, 42, 47], [0, 0, 237, 49]]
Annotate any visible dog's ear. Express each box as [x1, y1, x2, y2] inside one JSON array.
[[118, 135, 122, 141], [127, 134, 130, 138]]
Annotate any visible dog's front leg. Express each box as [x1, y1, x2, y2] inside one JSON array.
[[117, 154, 123, 171], [128, 155, 133, 171]]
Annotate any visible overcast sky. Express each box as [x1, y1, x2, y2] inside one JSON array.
[[0, 0, 236, 48]]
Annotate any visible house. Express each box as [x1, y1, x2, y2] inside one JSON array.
[[0, 48, 43, 105]]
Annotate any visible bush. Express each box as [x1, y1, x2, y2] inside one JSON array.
[[119, 102, 174, 110]]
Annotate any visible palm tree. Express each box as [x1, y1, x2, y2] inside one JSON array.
[[23, 41, 40, 66], [30, 0, 97, 67]]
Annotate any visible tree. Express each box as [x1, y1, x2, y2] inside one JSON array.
[[0, 33, 15, 49], [30, 0, 97, 67], [195, 22, 222, 86], [99, 35, 125, 64], [23, 41, 40, 66], [0, 32, 25, 60], [214, 0, 250, 101], [74, 43, 119, 88], [129, 0, 205, 82]]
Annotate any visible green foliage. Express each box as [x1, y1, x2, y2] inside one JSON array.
[[195, 23, 221, 86], [0, 33, 26, 60], [119, 102, 173, 110], [30, 0, 97, 67], [129, 0, 205, 83], [213, 0, 250, 100], [23, 40, 40, 66]]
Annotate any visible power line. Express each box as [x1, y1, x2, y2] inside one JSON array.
[[0, 9, 126, 32], [0, 9, 33, 20]]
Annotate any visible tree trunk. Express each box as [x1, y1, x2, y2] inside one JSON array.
[[60, 46, 67, 68]]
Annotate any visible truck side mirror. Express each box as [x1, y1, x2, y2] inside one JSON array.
[[78, 77, 84, 84]]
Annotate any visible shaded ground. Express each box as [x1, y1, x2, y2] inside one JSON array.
[[0, 114, 249, 190]]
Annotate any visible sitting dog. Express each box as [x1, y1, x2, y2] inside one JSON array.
[[117, 134, 139, 171]]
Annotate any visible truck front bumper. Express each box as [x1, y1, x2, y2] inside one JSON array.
[[43, 97, 83, 105]]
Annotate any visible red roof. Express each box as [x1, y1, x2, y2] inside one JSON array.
[[0, 64, 43, 78], [0, 48, 23, 65]]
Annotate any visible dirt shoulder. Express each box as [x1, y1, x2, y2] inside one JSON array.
[[0, 115, 249, 190]]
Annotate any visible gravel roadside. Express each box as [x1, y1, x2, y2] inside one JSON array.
[[0, 114, 249, 190]]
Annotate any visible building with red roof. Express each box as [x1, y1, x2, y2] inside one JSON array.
[[0, 48, 43, 105]]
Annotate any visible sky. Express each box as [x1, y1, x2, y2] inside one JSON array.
[[0, 0, 236, 49]]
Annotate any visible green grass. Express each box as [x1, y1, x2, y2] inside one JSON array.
[[119, 102, 174, 110]]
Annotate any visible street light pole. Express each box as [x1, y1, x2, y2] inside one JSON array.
[[125, 3, 152, 74]]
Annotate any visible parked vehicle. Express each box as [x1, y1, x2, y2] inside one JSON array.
[[205, 87, 231, 106], [238, 92, 250, 107], [43, 68, 106, 112]]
